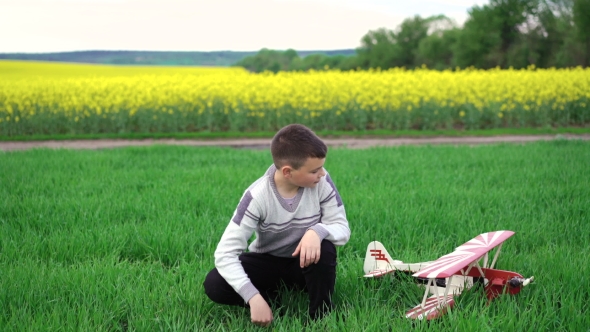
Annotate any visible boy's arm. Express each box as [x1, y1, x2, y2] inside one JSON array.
[[309, 173, 350, 245], [214, 191, 262, 303]]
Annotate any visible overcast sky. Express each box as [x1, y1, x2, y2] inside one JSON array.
[[0, 0, 489, 53]]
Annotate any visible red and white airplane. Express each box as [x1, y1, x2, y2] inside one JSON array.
[[363, 230, 534, 320]]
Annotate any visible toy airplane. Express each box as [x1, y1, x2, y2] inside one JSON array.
[[363, 230, 534, 320]]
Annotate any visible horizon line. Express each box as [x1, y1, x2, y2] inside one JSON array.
[[0, 48, 359, 55]]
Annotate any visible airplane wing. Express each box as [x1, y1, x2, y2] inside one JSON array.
[[405, 294, 455, 320], [413, 231, 515, 279]]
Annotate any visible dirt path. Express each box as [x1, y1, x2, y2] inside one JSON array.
[[1, 134, 589, 151]]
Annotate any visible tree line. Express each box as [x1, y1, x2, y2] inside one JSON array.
[[234, 0, 590, 72], [0, 50, 355, 66], [0, 51, 259, 66]]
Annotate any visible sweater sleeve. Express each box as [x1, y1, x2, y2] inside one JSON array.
[[214, 190, 261, 303], [309, 173, 351, 245]]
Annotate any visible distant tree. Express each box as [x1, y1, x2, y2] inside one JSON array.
[[416, 16, 459, 69], [229, 0, 587, 73], [318, 55, 347, 70], [287, 57, 304, 71], [356, 28, 398, 69], [233, 49, 359, 72], [416, 28, 459, 69], [494, 0, 539, 56], [357, 15, 440, 70], [533, 0, 568, 67], [531, 0, 588, 67], [234, 48, 301, 72], [394, 15, 432, 68], [454, 0, 539, 68], [573, 0, 590, 65], [337, 55, 362, 70], [300, 54, 327, 70]]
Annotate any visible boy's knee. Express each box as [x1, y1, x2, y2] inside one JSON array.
[[203, 269, 248, 307], [318, 240, 337, 265], [203, 270, 215, 298], [203, 268, 225, 302]]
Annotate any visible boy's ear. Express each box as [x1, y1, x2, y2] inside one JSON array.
[[281, 166, 293, 178]]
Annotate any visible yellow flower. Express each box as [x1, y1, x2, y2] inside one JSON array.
[[1, 60, 588, 134]]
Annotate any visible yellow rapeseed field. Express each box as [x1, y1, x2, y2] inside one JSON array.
[[1, 60, 589, 135]]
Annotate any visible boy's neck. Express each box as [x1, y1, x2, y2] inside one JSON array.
[[273, 170, 300, 198]]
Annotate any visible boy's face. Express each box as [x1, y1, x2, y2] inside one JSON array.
[[288, 157, 326, 188]]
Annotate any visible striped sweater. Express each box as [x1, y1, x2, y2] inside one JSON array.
[[213, 164, 350, 303]]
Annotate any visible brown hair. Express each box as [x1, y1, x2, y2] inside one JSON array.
[[271, 124, 327, 169]]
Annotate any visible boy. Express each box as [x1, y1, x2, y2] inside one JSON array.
[[203, 124, 350, 327]]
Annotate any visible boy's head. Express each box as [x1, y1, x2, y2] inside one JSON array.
[[271, 124, 327, 170]]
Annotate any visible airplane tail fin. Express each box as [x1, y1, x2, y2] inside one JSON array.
[[363, 241, 401, 276]]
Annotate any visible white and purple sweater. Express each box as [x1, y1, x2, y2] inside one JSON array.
[[214, 165, 351, 303]]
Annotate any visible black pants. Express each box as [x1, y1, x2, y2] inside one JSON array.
[[203, 240, 337, 319]]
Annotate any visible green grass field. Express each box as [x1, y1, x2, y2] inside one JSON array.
[[1, 126, 590, 142], [1, 140, 589, 331]]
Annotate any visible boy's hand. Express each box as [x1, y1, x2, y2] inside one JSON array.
[[248, 294, 273, 327], [292, 229, 321, 268]]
